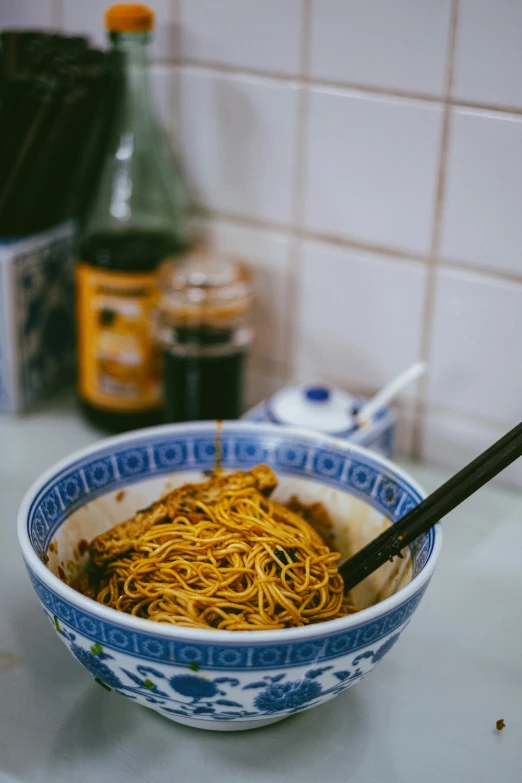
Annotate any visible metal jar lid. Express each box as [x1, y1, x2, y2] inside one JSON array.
[[158, 247, 253, 330]]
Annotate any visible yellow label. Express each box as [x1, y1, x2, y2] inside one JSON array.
[[76, 264, 161, 412]]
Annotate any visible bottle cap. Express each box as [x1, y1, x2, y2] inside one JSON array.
[[105, 4, 154, 33]]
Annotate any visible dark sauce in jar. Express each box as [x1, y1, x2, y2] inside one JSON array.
[[157, 251, 253, 424], [163, 327, 246, 422]]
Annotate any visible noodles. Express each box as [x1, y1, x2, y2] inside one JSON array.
[[73, 468, 358, 631]]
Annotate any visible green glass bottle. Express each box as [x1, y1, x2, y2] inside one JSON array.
[[76, 3, 190, 433]]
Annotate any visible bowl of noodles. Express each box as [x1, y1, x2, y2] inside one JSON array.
[[18, 421, 441, 731]]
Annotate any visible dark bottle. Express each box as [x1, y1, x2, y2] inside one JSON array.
[[156, 249, 253, 423], [76, 4, 190, 433]]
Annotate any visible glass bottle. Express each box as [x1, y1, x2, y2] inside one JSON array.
[[76, 3, 190, 433]]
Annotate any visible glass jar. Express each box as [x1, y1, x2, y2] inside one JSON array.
[[156, 248, 253, 422]]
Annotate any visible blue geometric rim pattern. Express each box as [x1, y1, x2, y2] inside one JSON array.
[[26, 426, 432, 566], [27, 568, 429, 671]]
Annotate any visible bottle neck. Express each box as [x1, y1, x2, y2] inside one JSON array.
[[82, 26, 191, 244], [110, 31, 155, 126]]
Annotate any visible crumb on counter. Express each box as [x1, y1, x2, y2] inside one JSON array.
[[496, 719, 506, 731], [115, 490, 126, 503]]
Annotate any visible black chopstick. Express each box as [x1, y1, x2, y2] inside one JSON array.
[[340, 420, 522, 593]]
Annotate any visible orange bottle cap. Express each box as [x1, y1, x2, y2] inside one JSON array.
[[105, 4, 154, 33]]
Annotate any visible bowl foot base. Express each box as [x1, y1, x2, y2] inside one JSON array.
[[162, 713, 288, 731]]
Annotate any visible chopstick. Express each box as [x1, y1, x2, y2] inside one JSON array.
[[340, 420, 522, 593]]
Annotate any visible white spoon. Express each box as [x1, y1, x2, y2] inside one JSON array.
[[355, 361, 427, 428]]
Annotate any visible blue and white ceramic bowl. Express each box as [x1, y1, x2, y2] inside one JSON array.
[[18, 422, 441, 731]]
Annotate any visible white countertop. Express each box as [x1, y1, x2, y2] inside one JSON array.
[[1, 394, 521, 783]]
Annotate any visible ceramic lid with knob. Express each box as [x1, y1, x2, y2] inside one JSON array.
[[266, 384, 357, 435]]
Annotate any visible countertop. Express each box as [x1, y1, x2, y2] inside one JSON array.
[[1, 394, 521, 783]]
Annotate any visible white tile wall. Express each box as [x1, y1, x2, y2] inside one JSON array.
[[393, 408, 417, 459], [179, 68, 300, 225], [428, 268, 522, 427], [305, 89, 443, 254], [5, 0, 522, 483], [62, 0, 175, 59], [0, 0, 55, 30], [453, 0, 522, 108], [295, 241, 428, 395], [179, 0, 303, 76], [246, 357, 286, 410], [423, 410, 522, 490], [441, 108, 522, 276], [310, 0, 452, 97]]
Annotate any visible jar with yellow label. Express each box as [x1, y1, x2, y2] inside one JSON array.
[[76, 4, 190, 433]]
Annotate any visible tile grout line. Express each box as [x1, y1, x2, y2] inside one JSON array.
[[171, 59, 522, 118], [177, 58, 442, 106], [177, 58, 302, 88], [438, 258, 522, 286], [205, 209, 430, 263], [412, 0, 459, 460], [448, 97, 522, 118], [291, 0, 312, 231], [284, 0, 313, 384], [205, 208, 522, 286]]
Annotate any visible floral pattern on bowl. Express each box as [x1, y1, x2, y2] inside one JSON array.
[[48, 610, 405, 724]]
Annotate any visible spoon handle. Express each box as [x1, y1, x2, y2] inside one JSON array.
[[356, 361, 426, 426], [340, 420, 522, 592]]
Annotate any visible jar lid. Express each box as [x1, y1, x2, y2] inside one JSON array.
[[267, 384, 357, 434], [158, 247, 253, 329]]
